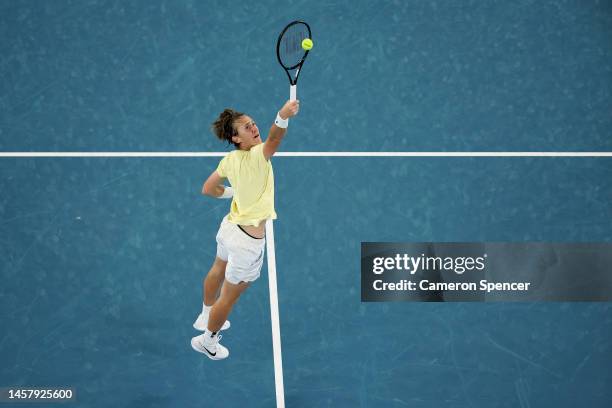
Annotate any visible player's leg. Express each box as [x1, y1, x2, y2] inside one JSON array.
[[204, 257, 227, 306], [193, 257, 232, 331], [194, 216, 234, 331], [191, 280, 249, 360], [207, 279, 250, 332]]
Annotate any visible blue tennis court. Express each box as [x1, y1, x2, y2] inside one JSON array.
[[2, 1, 611, 407]]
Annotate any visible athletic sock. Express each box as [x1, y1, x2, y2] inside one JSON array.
[[203, 329, 218, 340], [202, 303, 212, 315]]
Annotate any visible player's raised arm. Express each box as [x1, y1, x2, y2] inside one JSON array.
[[263, 99, 300, 160]]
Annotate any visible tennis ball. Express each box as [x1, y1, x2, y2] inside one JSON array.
[[301, 38, 313, 51]]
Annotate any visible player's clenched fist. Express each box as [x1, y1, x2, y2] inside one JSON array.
[[279, 100, 300, 120]]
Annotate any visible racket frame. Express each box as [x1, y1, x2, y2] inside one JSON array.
[[276, 20, 311, 101]]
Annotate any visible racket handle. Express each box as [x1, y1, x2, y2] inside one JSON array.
[[290, 85, 296, 101]]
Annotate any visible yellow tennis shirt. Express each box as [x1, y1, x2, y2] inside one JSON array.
[[216, 143, 277, 226]]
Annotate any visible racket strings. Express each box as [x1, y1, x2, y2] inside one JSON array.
[[278, 23, 309, 69]]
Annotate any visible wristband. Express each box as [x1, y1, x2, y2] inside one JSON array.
[[274, 112, 289, 129], [219, 186, 233, 199]]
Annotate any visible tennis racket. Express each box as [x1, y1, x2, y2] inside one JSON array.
[[276, 20, 312, 101]]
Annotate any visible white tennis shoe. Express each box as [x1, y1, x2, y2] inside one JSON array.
[[193, 313, 231, 331], [191, 333, 229, 360]]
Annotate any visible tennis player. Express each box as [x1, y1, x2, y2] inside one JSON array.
[[191, 99, 299, 360]]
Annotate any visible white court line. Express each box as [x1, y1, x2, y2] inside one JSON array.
[[0, 151, 611, 157], [265, 219, 284, 408]]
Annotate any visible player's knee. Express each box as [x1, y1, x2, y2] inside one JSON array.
[[208, 260, 227, 277], [206, 269, 221, 282]]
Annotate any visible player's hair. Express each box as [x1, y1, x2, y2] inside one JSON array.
[[211, 108, 245, 148]]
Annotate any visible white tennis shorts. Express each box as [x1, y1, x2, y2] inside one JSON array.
[[216, 215, 266, 285]]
